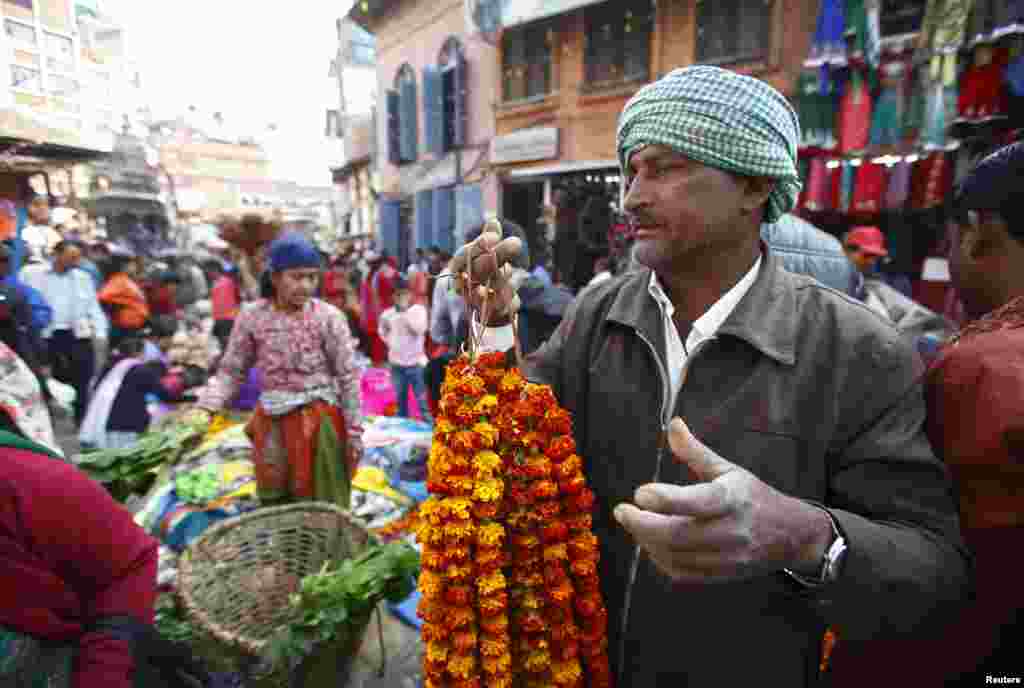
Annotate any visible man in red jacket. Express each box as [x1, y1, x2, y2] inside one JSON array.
[[0, 433, 158, 686]]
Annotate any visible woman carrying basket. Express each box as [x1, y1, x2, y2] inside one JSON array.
[[193, 233, 363, 503]]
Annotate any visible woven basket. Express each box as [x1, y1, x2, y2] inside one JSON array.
[[177, 502, 372, 687]]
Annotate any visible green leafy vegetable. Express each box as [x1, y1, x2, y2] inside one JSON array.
[[155, 596, 196, 644], [176, 465, 222, 505], [267, 541, 419, 670]]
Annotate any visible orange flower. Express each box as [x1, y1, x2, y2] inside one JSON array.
[[524, 455, 553, 479], [444, 605, 476, 631], [481, 652, 512, 676], [453, 679, 482, 688], [522, 431, 551, 453], [418, 570, 445, 599], [473, 501, 502, 520], [417, 598, 446, 624], [494, 411, 521, 439], [513, 570, 544, 588], [439, 391, 462, 416], [476, 522, 506, 547], [426, 478, 452, 496], [479, 613, 509, 635], [448, 653, 477, 680], [539, 407, 572, 435], [536, 499, 562, 520], [415, 520, 445, 546], [547, 435, 577, 460], [425, 640, 449, 664], [445, 585, 474, 607], [509, 399, 538, 422], [570, 558, 598, 578], [456, 374, 487, 398], [551, 659, 583, 686], [444, 518, 476, 543], [574, 573, 601, 594], [476, 545, 507, 572], [498, 370, 526, 399], [479, 632, 510, 657], [519, 610, 546, 633], [447, 544, 471, 564], [473, 477, 504, 503], [568, 533, 598, 558], [477, 351, 506, 369], [452, 430, 481, 453], [478, 591, 508, 616], [447, 561, 474, 583], [541, 521, 569, 543], [442, 497, 474, 521], [483, 672, 513, 688], [555, 454, 583, 480], [544, 562, 570, 586], [543, 543, 569, 562], [547, 581, 574, 607], [435, 418, 456, 437], [453, 629, 478, 654], [446, 473, 476, 497], [564, 513, 593, 532], [549, 622, 580, 644], [480, 366, 506, 389], [575, 593, 602, 618], [455, 402, 478, 426], [477, 570, 507, 596], [531, 480, 559, 501], [524, 383, 558, 411], [566, 488, 596, 513], [512, 533, 540, 549]]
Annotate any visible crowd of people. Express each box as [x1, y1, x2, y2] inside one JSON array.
[[2, 64, 1024, 687]]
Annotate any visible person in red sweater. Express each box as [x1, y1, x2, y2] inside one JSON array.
[[0, 431, 158, 687]]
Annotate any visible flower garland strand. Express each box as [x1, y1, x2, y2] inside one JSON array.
[[417, 351, 612, 688]]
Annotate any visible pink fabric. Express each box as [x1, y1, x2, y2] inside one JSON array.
[[210, 275, 240, 321], [378, 304, 429, 367], [197, 298, 363, 457]]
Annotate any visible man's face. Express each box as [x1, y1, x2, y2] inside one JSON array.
[[55, 245, 81, 272], [946, 212, 998, 319], [28, 197, 49, 225], [395, 289, 411, 309], [272, 267, 319, 309], [843, 245, 881, 275], [623, 145, 761, 273]]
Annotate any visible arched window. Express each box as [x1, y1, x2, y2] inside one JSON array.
[[438, 37, 467, 150], [388, 64, 418, 164], [439, 36, 463, 69]]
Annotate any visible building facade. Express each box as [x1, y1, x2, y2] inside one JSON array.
[[488, 0, 820, 254], [351, 0, 498, 267], [0, 0, 142, 158]]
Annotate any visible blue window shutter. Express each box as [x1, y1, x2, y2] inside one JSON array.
[[385, 89, 400, 165], [455, 183, 484, 249], [453, 51, 468, 149], [422, 66, 444, 156], [379, 199, 401, 259], [399, 78, 418, 162], [415, 189, 434, 251], [432, 186, 455, 254]]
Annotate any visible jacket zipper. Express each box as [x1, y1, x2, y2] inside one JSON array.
[[616, 332, 714, 685]]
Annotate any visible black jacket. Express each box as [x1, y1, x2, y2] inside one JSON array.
[[522, 247, 970, 687], [0, 282, 41, 372]]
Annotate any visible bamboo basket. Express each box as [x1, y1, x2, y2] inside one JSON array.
[[177, 502, 372, 687]]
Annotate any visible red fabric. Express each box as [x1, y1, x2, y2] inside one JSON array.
[[245, 400, 353, 499], [360, 264, 396, 365], [850, 163, 887, 216], [838, 80, 873, 154], [801, 158, 833, 212], [909, 152, 953, 210], [211, 275, 240, 321], [149, 284, 177, 317], [0, 447, 158, 688]]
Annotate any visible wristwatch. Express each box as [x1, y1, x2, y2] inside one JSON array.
[[784, 507, 847, 588]]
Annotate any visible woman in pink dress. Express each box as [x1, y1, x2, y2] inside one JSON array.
[[196, 233, 363, 503]]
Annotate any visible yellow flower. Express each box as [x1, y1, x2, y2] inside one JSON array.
[[473, 477, 504, 503], [482, 652, 513, 676], [476, 522, 506, 547], [418, 570, 444, 599], [435, 418, 456, 436], [480, 633, 509, 657], [485, 673, 513, 688], [551, 659, 583, 686], [447, 652, 476, 680], [473, 421, 500, 448], [414, 520, 444, 546], [474, 394, 499, 417], [425, 640, 449, 663], [524, 649, 551, 673], [473, 450, 503, 478], [447, 561, 474, 582], [444, 518, 475, 543], [520, 591, 543, 610], [543, 543, 568, 562], [419, 498, 445, 526], [442, 497, 474, 521], [477, 570, 507, 596]]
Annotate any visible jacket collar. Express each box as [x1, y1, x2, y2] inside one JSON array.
[[607, 244, 797, 365]]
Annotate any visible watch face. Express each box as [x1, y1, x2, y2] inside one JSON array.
[[826, 537, 848, 581]]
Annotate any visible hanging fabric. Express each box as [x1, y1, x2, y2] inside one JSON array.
[[839, 71, 874, 153]]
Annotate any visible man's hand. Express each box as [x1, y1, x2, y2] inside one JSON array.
[[448, 219, 524, 326], [613, 418, 833, 584]]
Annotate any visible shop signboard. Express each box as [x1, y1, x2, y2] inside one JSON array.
[[490, 126, 559, 165]]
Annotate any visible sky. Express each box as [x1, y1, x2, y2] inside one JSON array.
[[104, 0, 376, 187]]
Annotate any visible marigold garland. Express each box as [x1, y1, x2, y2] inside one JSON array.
[[417, 351, 612, 688]]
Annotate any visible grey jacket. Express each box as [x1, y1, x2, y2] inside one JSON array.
[[762, 214, 858, 296], [523, 247, 970, 687]]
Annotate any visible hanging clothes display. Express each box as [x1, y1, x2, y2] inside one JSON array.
[[846, 0, 882, 68], [884, 159, 913, 210], [810, 0, 849, 65], [851, 161, 888, 215], [957, 44, 1010, 121], [796, 69, 837, 149], [839, 72, 874, 152], [801, 157, 834, 212], [870, 57, 910, 145]]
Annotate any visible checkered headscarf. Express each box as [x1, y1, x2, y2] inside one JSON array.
[[617, 65, 802, 223]]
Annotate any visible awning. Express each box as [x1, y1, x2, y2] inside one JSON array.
[[506, 159, 618, 179], [502, 0, 605, 28], [0, 107, 112, 165]]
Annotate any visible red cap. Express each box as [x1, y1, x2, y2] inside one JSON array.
[[845, 226, 888, 257]]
